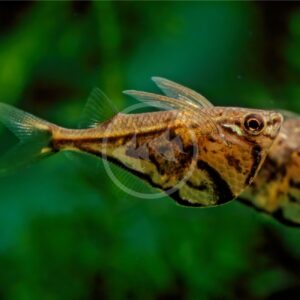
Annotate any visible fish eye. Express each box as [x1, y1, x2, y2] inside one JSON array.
[[243, 114, 265, 134]]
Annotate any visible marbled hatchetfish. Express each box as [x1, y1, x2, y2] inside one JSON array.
[[0, 78, 284, 219]]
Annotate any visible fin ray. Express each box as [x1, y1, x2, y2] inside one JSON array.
[[123, 90, 218, 134], [0, 103, 51, 141], [151, 77, 214, 108], [79, 88, 119, 128], [0, 103, 53, 176]]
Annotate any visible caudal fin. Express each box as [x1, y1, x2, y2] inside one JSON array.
[[0, 103, 55, 176]]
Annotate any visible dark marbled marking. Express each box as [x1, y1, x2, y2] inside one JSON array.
[[197, 160, 234, 204], [245, 144, 262, 185], [225, 154, 242, 173]]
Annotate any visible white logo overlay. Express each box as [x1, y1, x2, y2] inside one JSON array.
[[101, 102, 200, 199]]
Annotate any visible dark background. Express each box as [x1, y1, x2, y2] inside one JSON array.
[[0, 2, 300, 299]]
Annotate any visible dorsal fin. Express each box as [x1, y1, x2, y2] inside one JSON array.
[[151, 77, 214, 108], [122, 90, 219, 134], [79, 88, 119, 128], [123, 90, 196, 110]]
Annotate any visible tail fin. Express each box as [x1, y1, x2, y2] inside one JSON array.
[[0, 103, 54, 176]]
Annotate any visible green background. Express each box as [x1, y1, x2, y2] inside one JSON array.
[[0, 2, 300, 299]]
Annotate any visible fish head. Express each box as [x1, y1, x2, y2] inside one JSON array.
[[223, 108, 283, 150], [191, 108, 284, 205], [217, 107, 283, 188], [217, 108, 283, 149]]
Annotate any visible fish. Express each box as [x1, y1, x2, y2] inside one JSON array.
[[0, 77, 283, 208], [240, 111, 300, 226]]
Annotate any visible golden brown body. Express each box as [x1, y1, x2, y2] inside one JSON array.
[[51, 104, 282, 207]]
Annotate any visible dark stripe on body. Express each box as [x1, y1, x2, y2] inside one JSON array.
[[238, 197, 300, 227], [90, 147, 206, 207], [288, 193, 299, 203], [52, 127, 173, 150], [290, 180, 300, 189], [197, 160, 234, 204], [245, 144, 262, 185], [272, 209, 300, 227], [186, 181, 207, 191], [76, 145, 209, 207], [171, 191, 207, 207], [79, 145, 166, 190]]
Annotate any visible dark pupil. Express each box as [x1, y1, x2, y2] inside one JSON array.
[[248, 119, 260, 130]]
